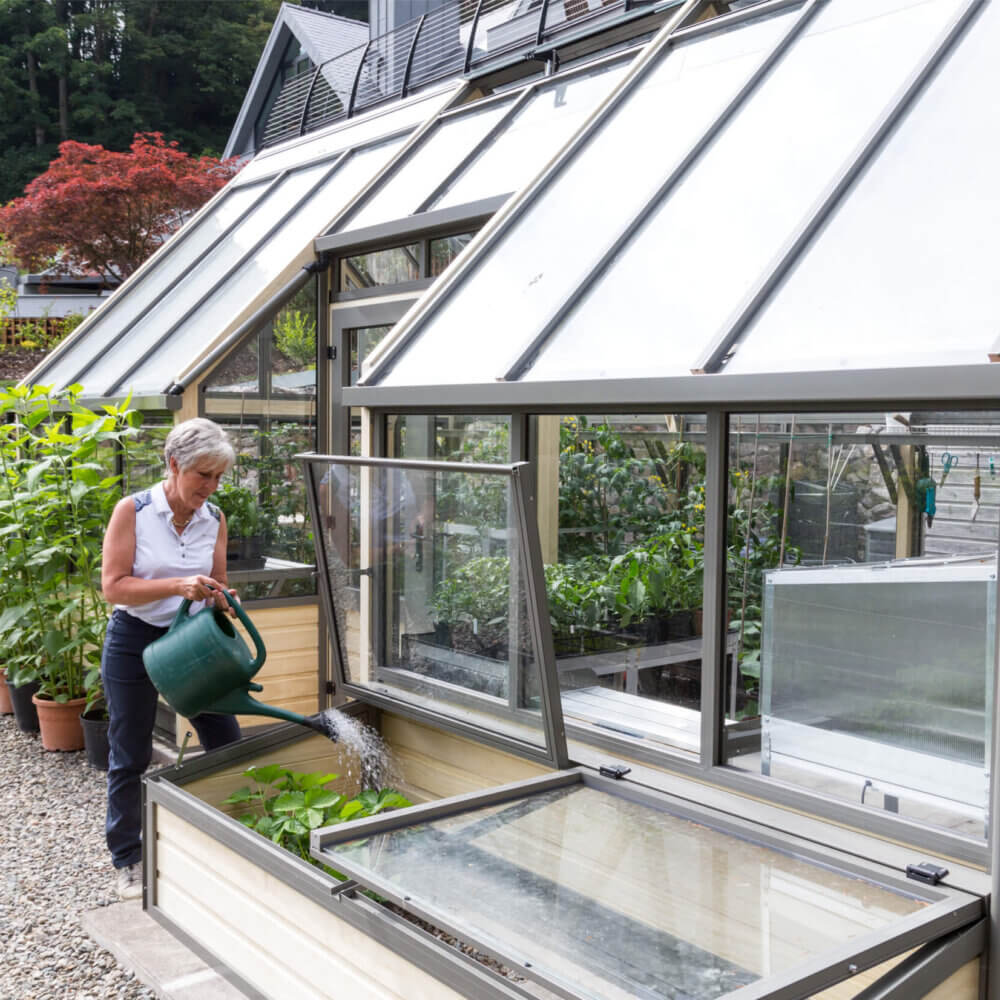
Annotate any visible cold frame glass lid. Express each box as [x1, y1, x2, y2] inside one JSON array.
[[305, 457, 556, 758], [316, 778, 930, 1000]]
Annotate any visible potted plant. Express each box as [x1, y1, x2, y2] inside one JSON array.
[[80, 678, 111, 770], [215, 482, 266, 569], [0, 385, 138, 749]]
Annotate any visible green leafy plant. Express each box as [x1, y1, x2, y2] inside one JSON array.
[[273, 309, 316, 370], [223, 765, 411, 870], [213, 482, 263, 540], [0, 384, 142, 701]]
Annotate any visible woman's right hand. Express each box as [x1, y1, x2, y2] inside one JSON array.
[[177, 575, 228, 603]]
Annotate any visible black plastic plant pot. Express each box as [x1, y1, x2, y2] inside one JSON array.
[[80, 709, 111, 770], [9, 678, 40, 734]]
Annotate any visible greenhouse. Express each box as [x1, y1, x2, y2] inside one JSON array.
[[26, 0, 1000, 996]]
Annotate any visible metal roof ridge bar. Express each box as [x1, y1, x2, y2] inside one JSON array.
[[464, 0, 485, 72], [695, 0, 985, 375], [106, 151, 353, 396], [400, 15, 427, 97], [414, 86, 537, 213], [167, 258, 327, 393], [26, 179, 246, 386], [298, 65, 325, 136], [323, 82, 471, 236], [57, 171, 291, 392], [502, 0, 822, 382], [361, 0, 704, 385], [347, 41, 372, 117]]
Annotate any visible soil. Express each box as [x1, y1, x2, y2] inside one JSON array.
[[0, 348, 48, 383]]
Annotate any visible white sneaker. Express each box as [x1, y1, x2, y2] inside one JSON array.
[[116, 862, 143, 901]]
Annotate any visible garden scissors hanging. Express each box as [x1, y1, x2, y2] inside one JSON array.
[[939, 452, 959, 487]]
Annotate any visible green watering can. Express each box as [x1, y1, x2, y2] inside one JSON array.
[[143, 589, 332, 737]]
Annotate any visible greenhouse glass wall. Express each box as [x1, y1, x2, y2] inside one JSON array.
[[28, 0, 1000, 995]]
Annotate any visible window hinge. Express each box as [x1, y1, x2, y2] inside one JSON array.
[[325, 681, 335, 695], [326, 345, 337, 361]]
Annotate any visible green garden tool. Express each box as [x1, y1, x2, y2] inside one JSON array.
[[143, 588, 335, 738]]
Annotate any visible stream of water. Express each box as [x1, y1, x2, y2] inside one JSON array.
[[310, 708, 402, 790]]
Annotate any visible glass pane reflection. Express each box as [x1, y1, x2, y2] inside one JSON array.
[[325, 784, 926, 1000], [726, 412, 998, 841], [309, 460, 548, 753]]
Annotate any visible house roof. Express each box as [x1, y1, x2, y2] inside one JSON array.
[[224, 3, 368, 160]]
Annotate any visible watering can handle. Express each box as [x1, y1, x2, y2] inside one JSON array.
[[170, 587, 267, 672]]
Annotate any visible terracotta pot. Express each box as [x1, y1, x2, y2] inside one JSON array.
[[32, 694, 87, 751], [0, 670, 13, 715]]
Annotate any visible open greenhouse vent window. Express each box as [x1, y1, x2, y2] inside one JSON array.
[[300, 454, 569, 768]]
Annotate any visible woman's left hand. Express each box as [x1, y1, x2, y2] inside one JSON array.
[[215, 587, 240, 618]]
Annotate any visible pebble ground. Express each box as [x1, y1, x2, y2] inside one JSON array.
[[0, 713, 156, 1000]]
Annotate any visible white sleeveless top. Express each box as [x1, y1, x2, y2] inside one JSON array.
[[117, 481, 222, 627]]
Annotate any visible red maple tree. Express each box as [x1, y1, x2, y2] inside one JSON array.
[[0, 133, 241, 286]]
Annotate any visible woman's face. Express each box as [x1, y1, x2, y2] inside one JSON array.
[[171, 457, 228, 509]]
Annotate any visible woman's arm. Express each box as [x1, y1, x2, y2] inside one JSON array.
[[101, 496, 229, 606], [211, 511, 239, 615]]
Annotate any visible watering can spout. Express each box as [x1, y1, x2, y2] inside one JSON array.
[[205, 688, 337, 740]]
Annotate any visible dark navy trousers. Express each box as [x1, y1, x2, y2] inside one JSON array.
[[101, 609, 241, 868]]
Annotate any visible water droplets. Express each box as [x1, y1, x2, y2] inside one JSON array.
[[314, 708, 401, 790]]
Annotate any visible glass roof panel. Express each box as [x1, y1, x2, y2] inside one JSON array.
[[233, 85, 458, 184], [522, 0, 967, 382], [373, 6, 802, 386], [725, 2, 997, 374], [115, 137, 408, 395], [318, 780, 929, 1000], [431, 55, 634, 211], [68, 159, 337, 394], [306, 458, 557, 759], [341, 96, 518, 230], [33, 180, 274, 393]]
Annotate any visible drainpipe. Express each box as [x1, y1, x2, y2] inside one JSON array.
[[165, 257, 327, 395]]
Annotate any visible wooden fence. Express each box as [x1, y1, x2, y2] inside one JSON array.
[[0, 316, 70, 348]]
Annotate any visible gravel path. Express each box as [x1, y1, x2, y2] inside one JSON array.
[[0, 714, 156, 1000]]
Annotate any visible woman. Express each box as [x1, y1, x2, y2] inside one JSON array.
[[101, 418, 242, 900]]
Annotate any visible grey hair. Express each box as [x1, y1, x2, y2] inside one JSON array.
[[163, 418, 236, 472]]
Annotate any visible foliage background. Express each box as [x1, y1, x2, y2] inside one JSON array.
[[0, 0, 367, 204]]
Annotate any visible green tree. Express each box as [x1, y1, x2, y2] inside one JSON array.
[[0, 0, 282, 203]]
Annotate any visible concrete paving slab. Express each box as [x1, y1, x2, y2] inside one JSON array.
[[81, 902, 249, 1000]]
